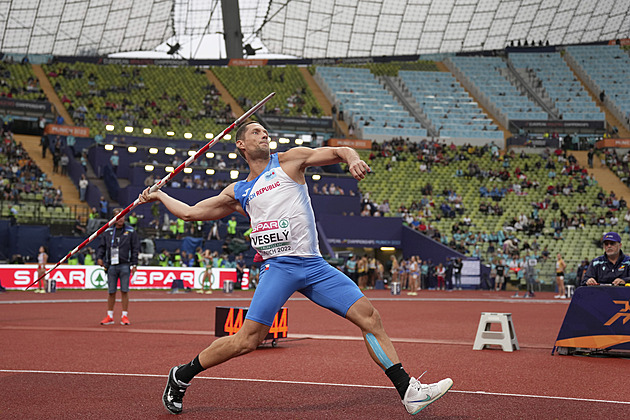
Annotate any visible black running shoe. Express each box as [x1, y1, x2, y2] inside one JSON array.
[[162, 365, 190, 415]]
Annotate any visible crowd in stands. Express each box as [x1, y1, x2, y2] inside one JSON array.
[[602, 148, 630, 188], [0, 61, 46, 101], [0, 127, 63, 211], [45, 62, 231, 136], [354, 137, 627, 282]]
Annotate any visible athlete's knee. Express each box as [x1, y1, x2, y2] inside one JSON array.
[[233, 322, 269, 353], [348, 298, 383, 333]]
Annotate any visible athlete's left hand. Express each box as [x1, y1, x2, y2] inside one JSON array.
[[348, 159, 371, 180]]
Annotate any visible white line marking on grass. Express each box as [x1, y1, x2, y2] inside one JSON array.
[[0, 369, 628, 405]]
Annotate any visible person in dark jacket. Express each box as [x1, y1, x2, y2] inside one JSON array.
[[582, 232, 629, 287], [96, 208, 140, 325]]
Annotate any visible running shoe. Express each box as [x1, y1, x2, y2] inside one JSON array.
[[120, 315, 130, 325], [100, 315, 114, 325], [163, 365, 190, 415], [402, 376, 453, 414]]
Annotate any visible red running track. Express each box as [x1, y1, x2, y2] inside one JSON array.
[[1, 289, 628, 419]]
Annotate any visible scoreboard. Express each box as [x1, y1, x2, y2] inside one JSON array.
[[214, 306, 288, 343]]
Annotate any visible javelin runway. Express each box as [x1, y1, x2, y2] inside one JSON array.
[[1, 289, 628, 419]]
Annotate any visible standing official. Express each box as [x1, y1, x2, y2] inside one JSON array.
[[97, 208, 140, 325]]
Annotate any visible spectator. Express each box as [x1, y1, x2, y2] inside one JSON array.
[[60, 153, 69, 175], [110, 150, 119, 174], [79, 174, 88, 202], [99, 196, 108, 218], [40, 135, 49, 158]]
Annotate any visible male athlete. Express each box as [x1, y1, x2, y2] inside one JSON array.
[[138, 122, 452, 415]]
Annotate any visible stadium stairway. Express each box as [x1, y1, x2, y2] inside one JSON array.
[[31, 64, 74, 126], [17, 134, 86, 209], [204, 69, 245, 117], [564, 62, 630, 138], [570, 150, 630, 204], [299, 67, 350, 138], [435, 61, 510, 140]]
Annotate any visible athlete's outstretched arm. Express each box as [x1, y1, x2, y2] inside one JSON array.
[[138, 183, 244, 221], [280, 146, 371, 180]]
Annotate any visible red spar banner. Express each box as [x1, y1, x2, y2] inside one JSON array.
[[0, 265, 237, 290]]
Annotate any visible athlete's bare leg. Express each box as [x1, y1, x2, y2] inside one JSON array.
[[345, 296, 400, 368], [197, 319, 270, 368]]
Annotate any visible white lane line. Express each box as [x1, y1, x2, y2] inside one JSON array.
[[0, 325, 553, 349], [0, 369, 628, 405], [0, 296, 568, 304]]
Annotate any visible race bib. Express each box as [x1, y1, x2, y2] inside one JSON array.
[[249, 219, 292, 257]]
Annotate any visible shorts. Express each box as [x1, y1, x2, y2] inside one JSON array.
[[556, 272, 564, 278], [246, 256, 364, 326], [107, 264, 130, 294]]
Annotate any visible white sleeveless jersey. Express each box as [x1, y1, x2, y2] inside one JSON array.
[[233, 154, 321, 260]]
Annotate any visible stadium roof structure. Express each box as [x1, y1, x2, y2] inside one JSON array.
[[0, 0, 174, 56], [1, 0, 630, 58], [261, 0, 630, 58]]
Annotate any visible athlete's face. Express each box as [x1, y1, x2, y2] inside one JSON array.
[[238, 123, 269, 159]]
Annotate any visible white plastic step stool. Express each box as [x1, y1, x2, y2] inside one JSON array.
[[473, 312, 519, 352]]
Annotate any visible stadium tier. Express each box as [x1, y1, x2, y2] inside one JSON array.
[[508, 52, 604, 121], [316, 66, 428, 138], [564, 45, 630, 131], [446, 56, 549, 126], [211, 65, 322, 117], [0, 62, 45, 102], [42, 62, 228, 139], [357, 140, 625, 280], [397, 70, 502, 140]]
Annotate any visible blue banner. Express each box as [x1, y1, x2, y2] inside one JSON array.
[[555, 286, 630, 351]]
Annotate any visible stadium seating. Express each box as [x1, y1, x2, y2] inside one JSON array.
[[397, 70, 503, 140], [508, 52, 604, 121], [446, 56, 548, 126], [564, 45, 630, 129], [316, 66, 427, 138], [211, 66, 321, 117], [0, 62, 45, 101], [357, 143, 618, 282], [42, 62, 227, 138]]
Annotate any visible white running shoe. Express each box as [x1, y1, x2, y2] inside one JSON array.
[[402, 376, 453, 414]]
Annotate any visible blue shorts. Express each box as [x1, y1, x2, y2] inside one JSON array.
[[246, 256, 364, 326]]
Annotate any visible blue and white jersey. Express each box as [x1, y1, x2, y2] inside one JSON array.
[[233, 154, 320, 260]]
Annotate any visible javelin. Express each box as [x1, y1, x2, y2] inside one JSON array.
[[26, 91, 276, 290]]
